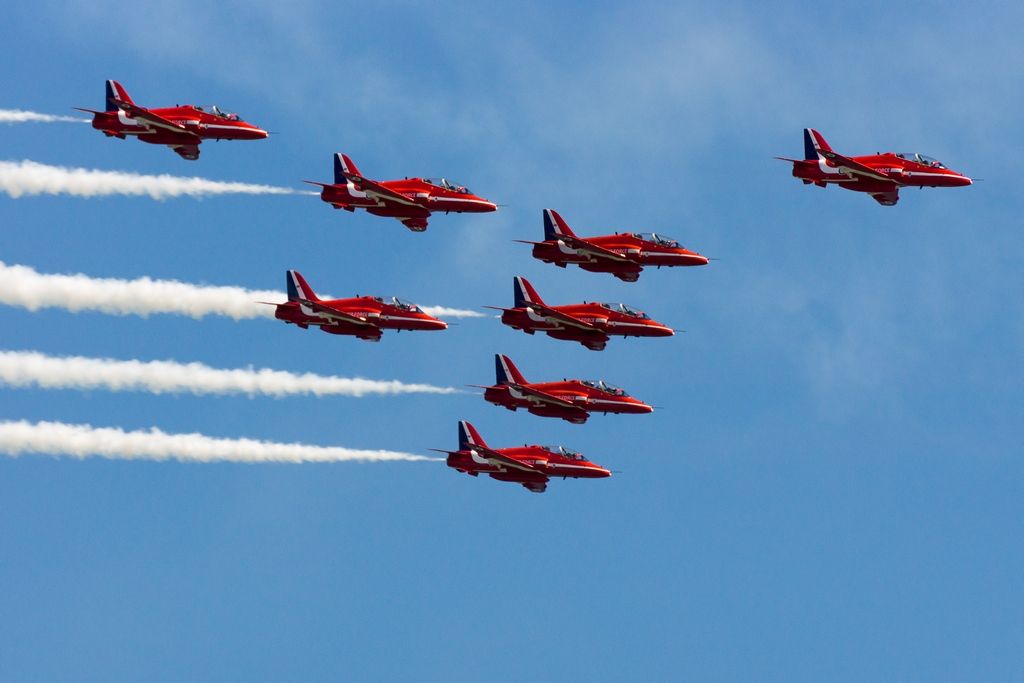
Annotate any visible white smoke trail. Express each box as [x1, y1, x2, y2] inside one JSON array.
[[419, 305, 485, 319], [0, 261, 278, 320], [0, 350, 459, 397], [0, 261, 484, 320], [0, 110, 89, 124], [0, 160, 313, 199], [0, 420, 441, 463]]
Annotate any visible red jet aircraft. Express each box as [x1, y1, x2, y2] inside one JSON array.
[[489, 276, 674, 351], [306, 153, 497, 231], [76, 80, 267, 160], [272, 270, 447, 342], [478, 354, 653, 423], [434, 421, 610, 494], [778, 128, 972, 206], [518, 209, 709, 282]]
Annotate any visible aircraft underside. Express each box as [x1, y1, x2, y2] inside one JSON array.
[[525, 404, 589, 423], [544, 329, 609, 351], [318, 323, 383, 341], [577, 262, 642, 281]]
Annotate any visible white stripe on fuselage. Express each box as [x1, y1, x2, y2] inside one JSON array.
[[380, 315, 432, 324], [429, 197, 493, 206], [547, 462, 600, 472], [608, 321, 660, 330], [904, 171, 959, 179], [197, 123, 245, 131]]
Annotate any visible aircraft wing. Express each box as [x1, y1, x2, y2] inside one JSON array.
[[343, 172, 423, 209], [297, 299, 375, 327], [399, 217, 430, 232], [817, 149, 898, 183], [870, 190, 900, 206], [477, 448, 542, 473], [171, 144, 200, 160], [509, 384, 581, 410], [117, 102, 196, 137], [431, 446, 543, 474], [527, 303, 600, 332], [558, 234, 637, 264]]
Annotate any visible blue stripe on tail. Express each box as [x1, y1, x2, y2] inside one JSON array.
[[458, 421, 473, 450], [494, 354, 510, 384], [513, 277, 529, 308], [543, 210, 559, 240], [333, 154, 346, 184], [105, 81, 119, 112], [803, 129, 818, 160], [286, 271, 301, 301]]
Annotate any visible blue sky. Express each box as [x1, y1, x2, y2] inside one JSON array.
[[1, 2, 1022, 680]]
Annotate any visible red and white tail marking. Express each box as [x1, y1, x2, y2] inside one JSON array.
[[543, 209, 577, 240], [495, 354, 528, 385], [805, 128, 833, 155], [286, 270, 320, 302], [458, 420, 489, 450], [513, 276, 545, 307], [108, 80, 134, 105]]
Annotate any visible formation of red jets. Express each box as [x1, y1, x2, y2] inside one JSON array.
[[78, 81, 974, 493]]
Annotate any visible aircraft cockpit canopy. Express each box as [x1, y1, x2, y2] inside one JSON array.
[[544, 445, 586, 461], [424, 177, 471, 194], [598, 380, 628, 396], [581, 379, 629, 396], [600, 302, 649, 319], [895, 152, 946, 168], [631, 232, 680, 248], [374, 296, 422, 312], [192, 105, 240, 120]]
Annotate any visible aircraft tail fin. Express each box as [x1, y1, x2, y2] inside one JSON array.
[[105, 80, 134, 112], [543, 209, 576, 240], [804, 128, 833, 160], [458, 420, 489, 451], [495, 354, 528, 385], [286, 270, 320, 303], [513, 276, 545, 308], [334, 153, 362, 183]]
